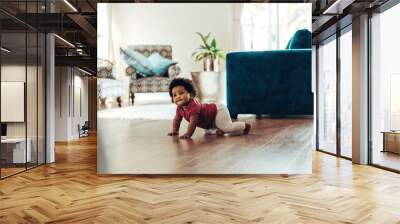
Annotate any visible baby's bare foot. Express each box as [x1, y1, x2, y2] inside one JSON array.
[[243, 123, 251, 135]]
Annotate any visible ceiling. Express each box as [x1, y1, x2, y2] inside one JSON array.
[[1, 0, 97, 73]]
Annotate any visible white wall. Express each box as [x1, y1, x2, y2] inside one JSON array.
[[55, 66, 69, 141], [110, 3, 234, 81], [1, 65, 35, 137], [71, 74, 89, 138], [2, 64, 47, 163], [55, 67, 89, 141]]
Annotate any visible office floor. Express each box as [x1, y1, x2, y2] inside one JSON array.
[[0, 135, 400, 223], [97, 117, 313, 174], [373, 150, 400, 171], [0, 167, 25, 177], [0, 163, 45, 179]]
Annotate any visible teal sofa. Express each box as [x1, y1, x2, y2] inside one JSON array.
[[226, 29, 313, 118]]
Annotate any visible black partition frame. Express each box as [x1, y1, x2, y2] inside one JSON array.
[[0, 1, 47, 180]]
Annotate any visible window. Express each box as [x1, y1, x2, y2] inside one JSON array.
[[241, 3, 311, 51], [339, 28, 352, 158], [317, 36, 337, 154], [370, 2, 400, 171], [97, 3, 110, 61]]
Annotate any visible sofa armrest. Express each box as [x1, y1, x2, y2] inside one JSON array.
[[125, 66, 138, 80], [168, 64, 181, 79]]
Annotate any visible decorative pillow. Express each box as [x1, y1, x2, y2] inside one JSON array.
[[120, 48, 154, 76], [148, 52, 177, 76]]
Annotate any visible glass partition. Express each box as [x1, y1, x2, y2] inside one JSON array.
[[371, 3, 400, 171], [1, 31, 27, 178], [0, 2, 46, 179], [317, 35, 337, 154], [339, 28, 352, 158]]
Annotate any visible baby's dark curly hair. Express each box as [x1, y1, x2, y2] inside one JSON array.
[[168, 78, 197, 99]]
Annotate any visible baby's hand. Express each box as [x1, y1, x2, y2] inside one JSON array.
[[179, 133, 191, 139], [168, 132, 179, 136]]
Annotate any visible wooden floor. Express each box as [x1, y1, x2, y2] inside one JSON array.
[[1, 135, 400, 223], [373, 151, 400, 171], [1, 163, 44, 178], [0, 167, 25, 178], [98, 117, 313, 174]]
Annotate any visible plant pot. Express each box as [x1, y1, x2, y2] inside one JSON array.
[[191, 71, 219, 103], [213, 58, 220, 72], [203, 57, 213, 72], [203, 57, 220, 72]]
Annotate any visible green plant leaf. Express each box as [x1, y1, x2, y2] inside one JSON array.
[[193, 32, 225, 63], [196, 32, 211, 50], [217, 52, 225, 60], [211, 38, 216, 48]]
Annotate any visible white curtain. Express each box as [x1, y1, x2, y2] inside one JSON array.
[[232, 3, 244, 51], [97, 4, 107, 60], [97, 4, 115, 62], [107, 4, 115, 63]]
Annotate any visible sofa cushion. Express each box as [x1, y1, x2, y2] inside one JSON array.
[[120, 48, 154, 76], [148, 52, 177, 76], [286, 29, 311, 49]]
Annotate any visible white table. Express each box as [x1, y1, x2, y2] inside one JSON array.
[[1, 138, 31, 163]]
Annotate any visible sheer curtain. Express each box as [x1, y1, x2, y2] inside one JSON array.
[[97, 4, 115, 62], [232, 4, 245, 51], [241, 3, 311, 51]]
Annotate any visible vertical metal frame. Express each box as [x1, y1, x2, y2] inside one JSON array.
[[24, 1, 28, 171], [367, 11, 373, 165], [315, 44, 320, 150], [36, 0, 39, 167], [336, 26, 341, 157]]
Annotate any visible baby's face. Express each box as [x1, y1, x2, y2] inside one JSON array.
[[172, 86, 191, 106]]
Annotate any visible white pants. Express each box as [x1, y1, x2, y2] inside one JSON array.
[[206, 104, 245, 134]]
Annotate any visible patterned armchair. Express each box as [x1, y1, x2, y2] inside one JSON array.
[[97, 58, 116, 79], [125, 45, 181, 96], [97, 59, 124, 107]]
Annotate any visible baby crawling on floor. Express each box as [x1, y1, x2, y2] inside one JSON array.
[[167, 78, 251, 139]]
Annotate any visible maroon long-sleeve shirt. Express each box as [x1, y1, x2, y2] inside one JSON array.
[[176, 99, 217, 129]]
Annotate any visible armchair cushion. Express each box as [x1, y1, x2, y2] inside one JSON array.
[[125, 45, 181, 93], [120, 48, 154, 76], [148, 52, 177, 76]]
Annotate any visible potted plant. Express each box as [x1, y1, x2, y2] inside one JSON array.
[[192, 32, 225, 72]]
